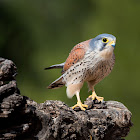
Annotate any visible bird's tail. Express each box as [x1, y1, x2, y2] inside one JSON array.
[[47, 75, 65, 89], [44, 62, 64, 70]]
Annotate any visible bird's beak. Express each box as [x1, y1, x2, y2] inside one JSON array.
[[108, 41, 116, 48]]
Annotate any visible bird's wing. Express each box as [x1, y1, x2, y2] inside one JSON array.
[[63, 39, 91, 72]]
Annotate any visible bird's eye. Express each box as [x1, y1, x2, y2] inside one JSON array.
[[102, 38, 108, 43]]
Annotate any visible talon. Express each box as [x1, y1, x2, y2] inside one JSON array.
[[96, 96, 104, 102], [72, 101, 88, 111], [89, 91, 104, 102]]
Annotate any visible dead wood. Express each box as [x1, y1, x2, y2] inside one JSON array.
[[0, 58, 132, 140]]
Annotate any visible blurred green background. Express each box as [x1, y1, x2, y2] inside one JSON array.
[[0, 0, 140, 139]]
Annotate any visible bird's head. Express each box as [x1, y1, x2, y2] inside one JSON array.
[[89, 33, 116, 59]]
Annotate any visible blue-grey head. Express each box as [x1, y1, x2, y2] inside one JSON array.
[[90, 33, 116, 51]]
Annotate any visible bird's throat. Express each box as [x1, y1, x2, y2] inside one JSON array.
[[99, 48, 113, 59]]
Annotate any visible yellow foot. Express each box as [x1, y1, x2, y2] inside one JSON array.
[[90, 135, 92, 140], [72, 101, 88, 111], [89, 92, 104, 102]]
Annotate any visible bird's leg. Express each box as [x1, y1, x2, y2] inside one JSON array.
[[72, 91, 88, 111], [90, 135, 92, 140], [89, 90, 104, 102]]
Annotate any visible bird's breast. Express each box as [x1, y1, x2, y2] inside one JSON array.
[[62, 51, 115, 86], [85, 52, 115, 84]]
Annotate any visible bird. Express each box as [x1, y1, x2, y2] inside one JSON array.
[[45, 33, 116, 111]]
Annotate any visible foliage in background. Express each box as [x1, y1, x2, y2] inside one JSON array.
[[0, 0, 140, 139]]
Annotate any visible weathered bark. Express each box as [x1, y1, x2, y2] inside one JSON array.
[[0, 58, 132, 140]]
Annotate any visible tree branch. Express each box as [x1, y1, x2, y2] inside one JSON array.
[[0, 58, 132, 140]]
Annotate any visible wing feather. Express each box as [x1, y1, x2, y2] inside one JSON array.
[[63, 39, 91, 72]]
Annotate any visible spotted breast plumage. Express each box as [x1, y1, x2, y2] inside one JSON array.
[[45, 33, 116, 111]]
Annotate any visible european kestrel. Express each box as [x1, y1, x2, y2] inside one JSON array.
[[45, 34, 116, 111]]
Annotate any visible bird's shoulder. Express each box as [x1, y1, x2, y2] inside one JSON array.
[[63, 39, 91, 72]]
